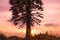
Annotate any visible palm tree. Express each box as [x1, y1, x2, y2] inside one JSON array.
[[9, 0, 43, 40]]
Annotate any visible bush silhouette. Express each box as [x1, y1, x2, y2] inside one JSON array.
[[0, 33, 7, 40], [0, 33, 60, 40]]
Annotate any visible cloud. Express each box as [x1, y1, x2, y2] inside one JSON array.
[[0, 0, 10, 11], [44, 23, 59, 27]]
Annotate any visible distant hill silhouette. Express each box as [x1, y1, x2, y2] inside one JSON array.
[[0, 32, 60, 40]]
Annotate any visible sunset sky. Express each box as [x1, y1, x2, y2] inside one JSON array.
[[0, 0, 60, 37]]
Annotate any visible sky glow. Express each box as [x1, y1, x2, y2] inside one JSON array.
[[0, 0, 60, 37]]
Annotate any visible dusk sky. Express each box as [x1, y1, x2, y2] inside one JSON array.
[[0, 0, 60, 37]]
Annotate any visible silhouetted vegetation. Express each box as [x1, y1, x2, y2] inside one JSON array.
[[0, 33, 60, 40], [0, 33, 7, 40], [9, 0, 43, 40]]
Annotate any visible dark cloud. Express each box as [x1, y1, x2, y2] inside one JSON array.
[[44, 23, 59, 27]]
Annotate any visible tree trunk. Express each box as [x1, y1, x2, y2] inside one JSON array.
[[26, 0, 32, 40], [26, 6, 32, 40], [26, 21, 32, 40], [26, 9, 32, 40]]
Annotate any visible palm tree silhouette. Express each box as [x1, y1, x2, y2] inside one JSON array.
[[9, 0, 43, 40]]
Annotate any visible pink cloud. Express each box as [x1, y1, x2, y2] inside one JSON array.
[[43, 0, 60, 4], [0, 0, 10, 11]]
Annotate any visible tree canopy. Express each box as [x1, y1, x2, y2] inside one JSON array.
[[9, 0, 43, 28]]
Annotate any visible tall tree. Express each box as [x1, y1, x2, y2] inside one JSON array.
[[9, 0, 43, 40]]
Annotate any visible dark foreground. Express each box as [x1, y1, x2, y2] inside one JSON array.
[[0, 32, 60, 40]]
